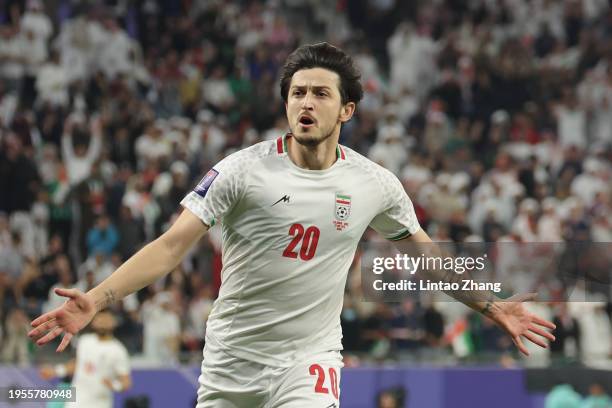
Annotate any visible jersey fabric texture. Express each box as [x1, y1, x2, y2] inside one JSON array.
[[65, 333, 130, 408], [181, 133, 420, 367]]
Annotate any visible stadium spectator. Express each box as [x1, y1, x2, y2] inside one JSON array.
[[43, 254, 74, 313], [96, 17, 134, 81], [86, 215, 119, 258], [142, 291, 181, 365], [0, 231, 25, 305], [116, 205, 145, 260], [35, 50, 69, 109], [575, 300, 612, 363], [550, 303, 581, 361], [0, 133, 40, 215], [0, 24, 24, 95], [423, 302, 445, 348], [389, 299, 424, 353], [1, 307, 30, 366], [61, 114, 103, 187], [188, 109, 226, 163], [19, 1, 52, 51], [538, 198, 563, 241], [368, 123, 408, 176], [75, 269, 96, 295], [201, 66, 236, 113], [135, 121, 171, 168]]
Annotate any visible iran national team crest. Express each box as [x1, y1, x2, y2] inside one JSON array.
[[333, 193, 351, 231]]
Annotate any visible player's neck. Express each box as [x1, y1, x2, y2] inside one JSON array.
[[287, 133, 339, 170]]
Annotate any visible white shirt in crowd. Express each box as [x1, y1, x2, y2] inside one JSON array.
[[135, 131, 172, 165], [577, 304, 612, 363], [61, 131, 102, 186], [97, 29, 133, 80], [20, 10, 52, 45], [36, 61, 69, 107], [188, 119, 227, 162], [570, 165, 609, 207], [201, 73, 235, 109], [142, 297, 181, 365], [387, 23, 438, 100], [555, 105, 587, 149], [58, 17, 96, 83], [368, 124, 409, 176], [0, 31, 25, 81]]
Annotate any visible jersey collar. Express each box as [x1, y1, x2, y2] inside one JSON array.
[[276, 133, 346, 160]]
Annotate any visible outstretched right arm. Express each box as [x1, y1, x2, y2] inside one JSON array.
[[89, 208, 208, 310], [28, 208, 209, 351]]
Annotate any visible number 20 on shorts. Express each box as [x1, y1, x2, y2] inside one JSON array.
[[309, 364, 339, 399], [282, 224, 320, 260]]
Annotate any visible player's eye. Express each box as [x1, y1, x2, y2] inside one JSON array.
[[317, 91, 328, 97], [292, 90, 303, 96]]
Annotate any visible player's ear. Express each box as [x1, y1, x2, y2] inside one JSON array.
[[339, 102, 355, 123]]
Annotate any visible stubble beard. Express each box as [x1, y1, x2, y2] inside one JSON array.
[[291, 113, 341, 147], [292, 127, 335, 147]]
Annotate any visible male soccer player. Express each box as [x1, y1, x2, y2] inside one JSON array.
[[29, 43, 555, 407], [39, 311, 131, 408]]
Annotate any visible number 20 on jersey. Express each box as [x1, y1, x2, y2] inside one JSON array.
[[282, 223, 320, 261]]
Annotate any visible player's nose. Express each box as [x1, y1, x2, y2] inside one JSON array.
[[301, 91, 314, 109]]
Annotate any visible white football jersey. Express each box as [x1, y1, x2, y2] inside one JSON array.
[[181, 134, 420, 366], [66, 334, 130, 408]]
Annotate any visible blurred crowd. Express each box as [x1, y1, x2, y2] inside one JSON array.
[[0, 0, 611, 367]]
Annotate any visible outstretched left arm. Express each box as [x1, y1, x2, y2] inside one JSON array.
[[394, 229, 556, 356]]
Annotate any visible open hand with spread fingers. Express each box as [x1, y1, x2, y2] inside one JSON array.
[[487, 293, 556, 356], [28, 287, 97, 352]]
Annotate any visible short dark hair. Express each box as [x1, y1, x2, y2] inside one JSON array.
[[280, 42, 363, 105]]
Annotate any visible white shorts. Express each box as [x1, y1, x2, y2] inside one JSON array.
[[196, 336, 342, 408]]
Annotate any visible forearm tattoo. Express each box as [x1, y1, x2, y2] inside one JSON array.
[[95, 290, 117, 311], [480, 300, 493, 316]]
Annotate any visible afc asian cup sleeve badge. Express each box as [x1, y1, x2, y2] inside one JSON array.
[[194, 169, 219, 198], [334, 194, 351, 221]]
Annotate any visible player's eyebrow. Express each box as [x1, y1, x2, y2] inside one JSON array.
[[290, 85, 333, 92]]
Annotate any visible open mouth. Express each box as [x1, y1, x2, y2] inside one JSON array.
[[298, 115, 315, 127]]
